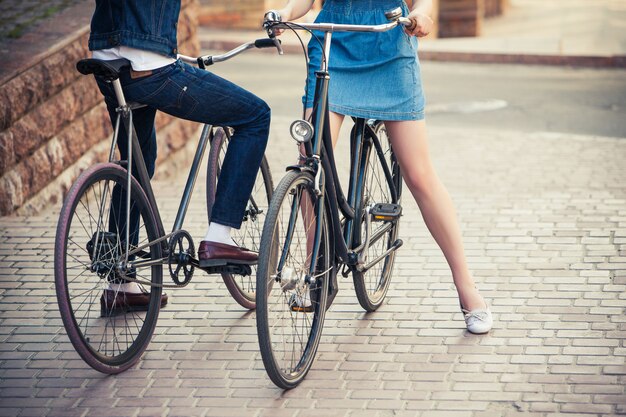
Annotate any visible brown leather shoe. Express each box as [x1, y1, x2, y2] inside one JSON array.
[[198, 241, 258, 267], [100, 288, 168, 317]]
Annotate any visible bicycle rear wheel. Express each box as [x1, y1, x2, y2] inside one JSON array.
[[206, 127, 273, 310], [352, 121, 402, 312], [54, 163, 163, 373], [256, 170, 329, 389]]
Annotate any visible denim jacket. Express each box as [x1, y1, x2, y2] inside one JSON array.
[[88, 0, 181, 58]]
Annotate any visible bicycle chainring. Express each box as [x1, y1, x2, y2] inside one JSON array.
[[167, 230, 195, 286]]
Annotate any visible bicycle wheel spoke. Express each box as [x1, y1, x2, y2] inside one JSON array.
[[76, 285, 99, 337], [55, 164, 162, 373], [353, 122, 401, 311], [257, 171, 329, 389]]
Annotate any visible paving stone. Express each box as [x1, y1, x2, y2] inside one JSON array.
[[1, 97, 626, 417]]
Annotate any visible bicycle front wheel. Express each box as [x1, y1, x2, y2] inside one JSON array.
[[256, 170, 330, 389], [352, 121, 402, 312], [206, 127, 273, 310], [54, 163, 163, 374]]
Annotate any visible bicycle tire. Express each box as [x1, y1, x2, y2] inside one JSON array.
[[352, 121, 402, 312], [256, 170, 330, 389], [206, 127, 273, 310], [54, 163, 163, 374]]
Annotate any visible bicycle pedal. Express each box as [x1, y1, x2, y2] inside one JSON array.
[[290, 304, 314, 313], [370, 203, 402, 221], [201, 263, 252, 276], [288, 293, 314, 313]]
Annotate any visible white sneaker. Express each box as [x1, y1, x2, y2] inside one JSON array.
[[462, 305, 493, 334]]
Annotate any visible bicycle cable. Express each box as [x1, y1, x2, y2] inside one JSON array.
[[268, 21, 327, 122]]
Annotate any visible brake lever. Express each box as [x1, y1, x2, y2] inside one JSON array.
[[271, 35, 284, 55], [263, 10, 284, 55]]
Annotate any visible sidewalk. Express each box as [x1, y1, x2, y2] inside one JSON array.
[[200, 0, 626, 68], [1, 120, 625, 416]]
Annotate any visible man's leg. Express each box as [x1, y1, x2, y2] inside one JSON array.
[[95, 77, 166, 305], [124, 61, 271, 263], [101, 98, 158, 262], [96, 77, 158, 247]]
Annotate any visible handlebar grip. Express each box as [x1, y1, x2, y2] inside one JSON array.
[[255, 38, 280, 49]]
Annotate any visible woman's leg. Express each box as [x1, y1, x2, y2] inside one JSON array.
[[303, 109, 345, 148], [384, 120, 486, 311], [292, 110, 344, 308], [301, 109, 345, 256]]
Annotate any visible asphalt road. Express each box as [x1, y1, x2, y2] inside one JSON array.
[[208, 51, 626, 138]]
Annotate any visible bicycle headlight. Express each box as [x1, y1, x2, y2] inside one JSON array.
[[290, 120, 314, 143]]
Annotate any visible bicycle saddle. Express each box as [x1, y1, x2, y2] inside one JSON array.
[[76, 58, 131, 81]]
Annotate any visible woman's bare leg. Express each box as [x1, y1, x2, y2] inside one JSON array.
[[301, 110, 345, 257], [287, 110, 346, 309], [384, 119, 486, 311], [302, 109, 345, 149]]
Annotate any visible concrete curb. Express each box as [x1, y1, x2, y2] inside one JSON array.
[[419, 50, 626, 68], [201, 39, 626, 69]]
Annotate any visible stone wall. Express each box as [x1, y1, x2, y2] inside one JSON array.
[[0, 0, 201, 216]]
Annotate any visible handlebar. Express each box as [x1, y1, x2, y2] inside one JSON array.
[[267, 19, 414, 34], [260, 6, 416, 72], [178, 7, 416, 69], [178, 38, 280, 68], [262, 6, 416, 34]]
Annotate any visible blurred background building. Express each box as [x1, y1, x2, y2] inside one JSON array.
[[198, 0, 509, 37]]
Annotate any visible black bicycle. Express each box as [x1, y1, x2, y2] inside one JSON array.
[[54, 39, 279, 374], [256, 8, 412, 389]]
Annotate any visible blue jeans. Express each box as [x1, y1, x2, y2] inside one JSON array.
[[96, 60, 271, 231]]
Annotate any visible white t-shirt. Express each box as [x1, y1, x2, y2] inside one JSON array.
[[92, 46, 176, 71]]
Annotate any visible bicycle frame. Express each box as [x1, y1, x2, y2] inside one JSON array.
[[254, 9, 412, 389], [103, 79, 215, 269], [294, 27, 402, 277]]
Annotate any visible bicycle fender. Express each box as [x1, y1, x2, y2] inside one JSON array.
[[285, 164, 316, 176]]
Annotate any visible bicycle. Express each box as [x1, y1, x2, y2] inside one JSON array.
[[54, 38, 279, 374], [256, 8, 413, 389]]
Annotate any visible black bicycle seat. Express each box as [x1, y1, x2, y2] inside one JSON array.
[[76, 58, 131, 81]]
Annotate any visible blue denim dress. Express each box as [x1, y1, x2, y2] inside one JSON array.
[[303, 0, 425, 121]]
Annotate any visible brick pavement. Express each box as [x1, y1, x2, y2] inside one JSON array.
[[1, 119, 625, 416]]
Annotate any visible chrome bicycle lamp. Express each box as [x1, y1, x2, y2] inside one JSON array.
[[290, 120, 314, 143]]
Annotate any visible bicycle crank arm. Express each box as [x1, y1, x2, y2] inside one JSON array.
[[354, 203, 402, 255], [356, 238, 403, 273], [355, 221, 394, 258]]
